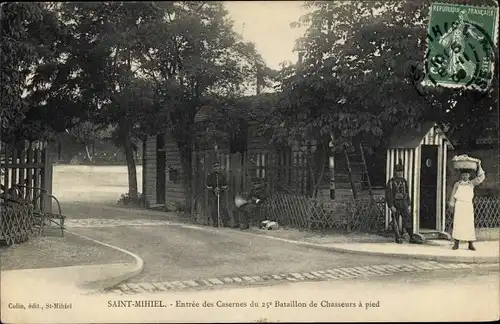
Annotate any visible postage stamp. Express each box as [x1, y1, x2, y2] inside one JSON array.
[[422, 2, 499, 91]]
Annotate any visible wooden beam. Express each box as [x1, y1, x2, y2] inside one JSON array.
[[436, 141, 443, 231], [409, 148, 415, 229], [414, 145, 422, 233], [442, 142, 448, 231], [385, 149, 391, 228], [0, 163, 45, 169]]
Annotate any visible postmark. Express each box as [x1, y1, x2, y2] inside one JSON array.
[[422, 3, 499, 91]]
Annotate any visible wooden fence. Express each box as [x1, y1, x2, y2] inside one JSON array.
[[1, 141, 53, 245], [261, 193, 387, 233], [445, 196, 500, 230], [1, 141, 53, 212], [190, 149, 318, 225]]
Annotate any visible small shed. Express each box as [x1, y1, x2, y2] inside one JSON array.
[[385, 122, 454, 235]]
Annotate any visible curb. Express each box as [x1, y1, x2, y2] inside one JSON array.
[[232, 230, 500, 264], [66, 230, 145, 290], [68, 206, 499, 265], [153, 220, 500, 264], [112, 261, 494, 295], [304, 243, 500, 264]]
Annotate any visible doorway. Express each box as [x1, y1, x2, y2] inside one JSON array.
[[419, 145, 438, 230], [156, 134, 166, 204]]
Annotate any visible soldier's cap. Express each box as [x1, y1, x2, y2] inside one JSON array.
[[395, 164, 404, 171], [213, 161, 220, 167]]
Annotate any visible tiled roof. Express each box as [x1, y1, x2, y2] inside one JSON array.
[[387, 121, 451, 149]]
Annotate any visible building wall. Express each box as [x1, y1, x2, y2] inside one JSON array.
[[165, 136, 186, 206], [245, 124, 274, 183], [146, 120, 372, 210], [245, 126, 365, 199], [145, 136, 157, 205], [144, 132, 188, 208]]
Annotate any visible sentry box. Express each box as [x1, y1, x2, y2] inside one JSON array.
[[385, 122, 454, 240]]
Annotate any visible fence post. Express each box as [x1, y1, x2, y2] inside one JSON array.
[[43, 141, 53, 213], [3, 141, 11, 191], [11, 141, 18, 191], [190, 147, 196, 221], [346, 199, 352, 232]]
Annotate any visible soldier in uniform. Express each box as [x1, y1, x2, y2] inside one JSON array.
[[235, 179, 267, 230], [206, 161, 228, 227], [385, 164, 415, 244]]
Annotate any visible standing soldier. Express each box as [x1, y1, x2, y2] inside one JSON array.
[[206, 161, 228, 227], [385, 164, 415, 244]]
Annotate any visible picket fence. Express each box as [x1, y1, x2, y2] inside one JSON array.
[[1, 141, 52, 245]]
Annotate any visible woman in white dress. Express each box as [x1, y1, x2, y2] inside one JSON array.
[[448, 159, 485, 251]]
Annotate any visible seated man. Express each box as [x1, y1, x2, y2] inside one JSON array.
[[234, 179, 267, 230]]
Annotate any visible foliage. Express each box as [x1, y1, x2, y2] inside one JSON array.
[[267, 0, 498, 154], [137, 1, 273, 138], [24, 2, 167, 198], [133, 1, 274, 211], [65, 121, 108, 144], [2, 1, 271, 204], [117, 192, 145, 206], [0, 2, 63, 141]]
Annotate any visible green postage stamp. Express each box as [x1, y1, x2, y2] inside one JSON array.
[[423, 2, 499, 91]]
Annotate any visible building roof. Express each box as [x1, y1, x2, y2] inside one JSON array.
[[193, 92, 278, 124], [388, 121, 453, 149]]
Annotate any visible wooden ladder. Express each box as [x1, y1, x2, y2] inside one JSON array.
[[344, 142, 374, 200]]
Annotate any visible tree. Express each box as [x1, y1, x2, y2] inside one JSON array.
[[269, 0, 498, 153], [136, 1, 270, 212], [25, 2, 267, 207], [26, 2, 163, 199], [64, 121, 108, 162], [262, 0, 498, 196], [0, 2, 62, 142]]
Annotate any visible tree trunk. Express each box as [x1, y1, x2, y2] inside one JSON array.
[[142, 138, 147, 207], [85, 144, 93, 162], [178, 138, 192, 217], [120, 122, 138, 199], [123, 138, 138, 199]]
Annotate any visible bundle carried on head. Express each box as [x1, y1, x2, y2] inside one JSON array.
[[451, 155, 478, 171]]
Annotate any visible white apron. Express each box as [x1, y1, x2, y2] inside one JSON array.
[[452, 182, 476, 241]]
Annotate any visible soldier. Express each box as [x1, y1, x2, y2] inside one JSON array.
[[206, 161, 228, 227], [385, 164, 415, 244], [235, 179, 267, 230]]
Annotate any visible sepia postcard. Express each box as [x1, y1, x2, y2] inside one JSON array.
[[1, 1, 499, 323]]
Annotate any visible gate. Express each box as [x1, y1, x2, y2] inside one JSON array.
[[1, 140, 53, 245], [191, 150, 248, 225], [1, 141, 53, 211], [190, 148, 313, 225]]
